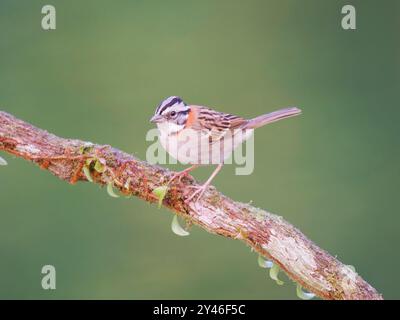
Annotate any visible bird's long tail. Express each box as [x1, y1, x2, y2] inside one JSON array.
[[243, 107, 301, 129]]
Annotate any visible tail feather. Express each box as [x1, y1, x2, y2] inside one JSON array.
[[243, 107, 301, 129]]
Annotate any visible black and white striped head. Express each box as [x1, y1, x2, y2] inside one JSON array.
[[150, 96, 190, 132]]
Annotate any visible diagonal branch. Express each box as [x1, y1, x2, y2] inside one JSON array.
[[0, 111, 382, 300]]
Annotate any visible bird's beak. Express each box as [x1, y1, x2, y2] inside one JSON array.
[[150, 115, 163, 123]]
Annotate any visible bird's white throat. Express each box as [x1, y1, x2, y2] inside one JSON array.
[[157, 121, 185, 135]]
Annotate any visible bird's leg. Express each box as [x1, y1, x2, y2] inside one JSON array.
[[186, 163, 223, 203], [167, 164, 199, 185]]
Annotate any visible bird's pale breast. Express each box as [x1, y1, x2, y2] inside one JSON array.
[[159, 128, 253, 165]]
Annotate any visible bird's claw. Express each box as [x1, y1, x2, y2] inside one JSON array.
[[185, 184, 209, 203], [167, 170, 189, 185]]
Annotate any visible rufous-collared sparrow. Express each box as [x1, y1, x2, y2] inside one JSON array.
[[150, 96, 301, 202]]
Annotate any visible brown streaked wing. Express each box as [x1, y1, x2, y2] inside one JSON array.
[[192, 105, 247, 143]]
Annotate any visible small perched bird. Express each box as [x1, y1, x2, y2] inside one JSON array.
[[150, 96, 301, 202]]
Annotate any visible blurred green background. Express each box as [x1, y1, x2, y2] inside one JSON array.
[[0, 0, 399, 299]]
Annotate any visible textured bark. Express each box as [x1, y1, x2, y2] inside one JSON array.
[[0, 111, 382, 300]]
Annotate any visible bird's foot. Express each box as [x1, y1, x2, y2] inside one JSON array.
[[167, 170, 190, 185], [185, 183, 209, 203], [167, 165, 199, 185]]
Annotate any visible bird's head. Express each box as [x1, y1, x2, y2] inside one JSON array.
[[150, 96, 190, 134]]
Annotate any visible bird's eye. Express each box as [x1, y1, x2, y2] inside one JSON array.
[[170, 111, 177, 117]]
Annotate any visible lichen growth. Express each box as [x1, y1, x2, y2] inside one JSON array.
[[234, 227, 248, 240], [78, 143, 94, 155], [94, 158, 106, 173], [269, 263, 284, 285], [171, 215, 190, 236], [82, 166, 93, 182], [152, 185, 169, 208], [296, 283, 315, 300], [107, 182, 120, 198], [0, 155, 7, 166]]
